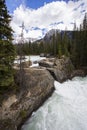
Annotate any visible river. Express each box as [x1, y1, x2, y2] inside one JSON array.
[[22, 76, 87, 130]]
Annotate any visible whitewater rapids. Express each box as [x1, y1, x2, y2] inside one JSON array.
[[22, 76, 87, 130]]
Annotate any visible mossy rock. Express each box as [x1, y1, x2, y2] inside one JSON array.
[[20, 110, 27, 119]]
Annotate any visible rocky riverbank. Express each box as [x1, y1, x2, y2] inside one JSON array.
[[0, 56, 87, 130], [0, 67, 54, 130], [38, 56, 87, 82]]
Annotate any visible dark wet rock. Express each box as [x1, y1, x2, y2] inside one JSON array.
[[71, 69, 87, 78], [33, 60, 38, 64], [40, 53, 45, 57]]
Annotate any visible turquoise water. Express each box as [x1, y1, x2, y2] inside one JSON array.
[[22, 76, 87, 130]]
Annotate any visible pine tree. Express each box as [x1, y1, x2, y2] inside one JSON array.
[[0, 0, 15, 89], [57, 32, 62, 57], [83, 13, 87, 30], [70, 14, 87, 67], [62, 31, 70, 56]]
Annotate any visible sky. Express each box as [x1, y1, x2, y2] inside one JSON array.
[[5, 0, 87, 41]]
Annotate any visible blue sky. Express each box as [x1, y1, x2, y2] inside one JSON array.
[[5, 0, 87, 41], [6, 0, 22, 13], [6, 0, 69, 13]]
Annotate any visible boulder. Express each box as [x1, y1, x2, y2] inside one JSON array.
[[40, 53, 45, 57], [38, 58, 55, 68], [39, 56, 74, 82], [0, 67, 54, 130], [21, 61, 32, 68], [13, 61, 32, 69], [33, 60, 38, 64], [71, 69, 87, 78]]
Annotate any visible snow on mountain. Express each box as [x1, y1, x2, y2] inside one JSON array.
[[44, 29, 60, 39], [13, 37, 37, 44]]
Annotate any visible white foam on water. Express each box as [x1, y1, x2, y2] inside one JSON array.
[[22, 76, 87, 130], [14, 55, 46, 64]]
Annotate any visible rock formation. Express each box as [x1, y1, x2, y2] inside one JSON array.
[[0, 56, 86, 130], [0, 68, 54, 130], [39, 56, 74, 82]]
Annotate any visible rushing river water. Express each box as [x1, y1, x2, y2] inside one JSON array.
[[22, 76, 87, 130]]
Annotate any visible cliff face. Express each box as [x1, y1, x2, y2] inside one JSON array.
[[0, 68, 54, 130]]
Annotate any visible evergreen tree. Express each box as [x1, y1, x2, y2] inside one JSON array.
[[71, 14, 87, 67], [39, 41, 44, 54], [83, 13, 87, 30], [57, 32, 62, 57], [62, 31, 70, 56], [0, 0, 15, 89], [52, 34, 56, 56]]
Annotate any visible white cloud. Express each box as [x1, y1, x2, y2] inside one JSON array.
[[11, 0, 87, 40], [24, 29, 42, 39]]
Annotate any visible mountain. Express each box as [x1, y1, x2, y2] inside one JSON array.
[[13, 29, 73, 45], [13, 29, 73, 44], [43, 29, 60, 42], [13, 37, 38, 44], [34, 29, 73, 44]]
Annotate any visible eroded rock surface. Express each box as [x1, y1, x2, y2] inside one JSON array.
[[0, 68, 54, 130], [1, 56, 86, 130], [39, 56, 74, 82]]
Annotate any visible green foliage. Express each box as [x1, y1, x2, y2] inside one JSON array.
[[0, 0, 16, 89], [15, 13, 87, 68], [71, 29, 87, 67], [83, 13, 87, 30], [20, 110, 27, 119]]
